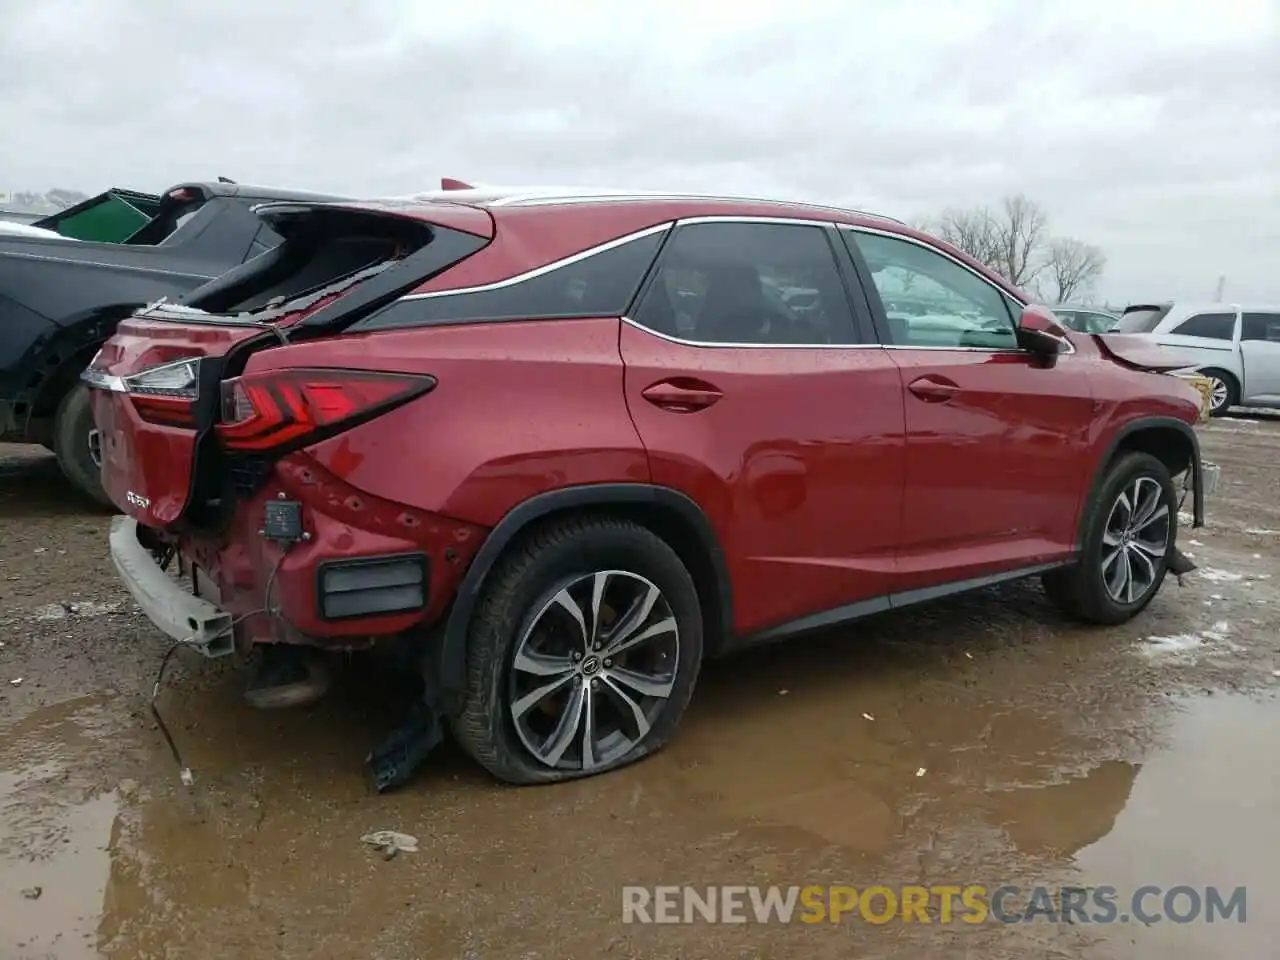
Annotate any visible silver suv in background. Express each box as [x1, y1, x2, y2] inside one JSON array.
[[1114, 302, 1280, 416]]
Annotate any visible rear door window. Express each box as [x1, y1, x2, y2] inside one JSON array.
[[1171, 312, 1236, 340], [1241, 312, 1280, 342], [630, 221, 860, 345]]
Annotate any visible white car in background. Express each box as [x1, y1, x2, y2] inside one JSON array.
[[1113, 302, 1280, 416], [0, 221, 73, 240]]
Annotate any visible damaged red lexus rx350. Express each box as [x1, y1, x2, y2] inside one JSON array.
[[85, 186, 1215, 788]]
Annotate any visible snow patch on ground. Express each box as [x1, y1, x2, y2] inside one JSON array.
[[1140, 633, 1206, 657], [1198, 567, 1244, 583], [1140, 620, 1241, 661], [31, 600, 121, 621]]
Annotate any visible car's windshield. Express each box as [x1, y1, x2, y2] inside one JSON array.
[[1113, 305, 1170, 333]]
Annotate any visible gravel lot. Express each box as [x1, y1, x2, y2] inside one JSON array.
[[2, 414, 1278, 959]]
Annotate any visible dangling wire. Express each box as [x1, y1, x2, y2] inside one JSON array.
[[151, 642, 194, 786], [148, 550, 291, 786]]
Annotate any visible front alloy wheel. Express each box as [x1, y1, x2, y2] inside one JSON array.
[[1100, 476, 1171, 605], [1041, 451, 1177, 625], [509, 571, 679, 772]]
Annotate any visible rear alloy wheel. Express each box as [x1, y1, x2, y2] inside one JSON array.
[[454, 517, 703, 784], [1201, 368, 1238, 417], [53, 383, 113, 508], [1042, 451, 1176, 625]]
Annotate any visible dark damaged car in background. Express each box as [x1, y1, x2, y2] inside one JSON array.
[[0, 179, 346, 503], [83, 183, 1220, 791]]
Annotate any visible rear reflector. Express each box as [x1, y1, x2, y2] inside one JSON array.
[[216, 368, 435, 453], [317, 554, 428, 620], [129, 394, 198, 427]]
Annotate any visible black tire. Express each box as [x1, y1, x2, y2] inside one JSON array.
[[1042, 451, 1177, 625], [453, 515, 703, 785], [1200, 368, 1239, 417], [52, 383, 113, 508]]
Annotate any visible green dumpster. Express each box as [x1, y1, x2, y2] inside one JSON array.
[[32, 188, 162, 243]]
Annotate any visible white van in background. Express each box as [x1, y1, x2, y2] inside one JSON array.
[[1114, 302, 1280, 416]]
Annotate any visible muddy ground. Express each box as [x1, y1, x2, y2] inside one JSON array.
[[1, 415, 1278, 960]]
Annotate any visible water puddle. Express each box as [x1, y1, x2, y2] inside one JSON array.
[[980, 759, 1141, 856], [1, 587, 1276, 958], [1075, 694, 1280, 959], [0, 698, 123, 959]]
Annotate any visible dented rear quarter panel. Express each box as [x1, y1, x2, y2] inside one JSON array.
[[263, 317, 651, 525], [181, 452, 489, 645]]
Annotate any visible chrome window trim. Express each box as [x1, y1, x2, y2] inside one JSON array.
[[620, 317, 1028, 353], [675, 214, 845, 227], [387, 212, 1073, 357], [622, 316, 870, 350], [624, 217, 1046, 354], [397, 222, 674, 301]]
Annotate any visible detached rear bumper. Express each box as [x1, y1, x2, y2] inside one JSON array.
[[108, 516, 234, 656]]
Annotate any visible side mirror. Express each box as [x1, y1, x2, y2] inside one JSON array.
[[1016, 305, 1072, 356]]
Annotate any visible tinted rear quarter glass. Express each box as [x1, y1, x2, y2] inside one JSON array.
[[1241, 312, 1280, 342], [1172, 312, 1236, 340], [363, 230, 666, 328]]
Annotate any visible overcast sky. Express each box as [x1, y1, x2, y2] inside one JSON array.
[[2, 0, 1276, 303]]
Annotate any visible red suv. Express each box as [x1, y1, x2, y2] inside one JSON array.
[[85, 187, 1213, 787]]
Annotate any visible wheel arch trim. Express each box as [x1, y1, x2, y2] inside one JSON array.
[[1082, 416, 1204, 543], [435, 483, 734, 704]]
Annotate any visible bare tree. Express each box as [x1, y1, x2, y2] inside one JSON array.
[[927, 206, 1003, 272], [991, 194, 1048, 289], [916, 194, 1105, 298], [1045, 237, 1106, 303]]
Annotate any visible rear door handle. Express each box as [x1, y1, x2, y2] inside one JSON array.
[[641, 378, 723, 413], [907, 375, 960, 403]]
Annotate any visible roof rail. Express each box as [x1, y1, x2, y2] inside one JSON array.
[[498, 191, 905, 225], [388, 183, 904, 225]]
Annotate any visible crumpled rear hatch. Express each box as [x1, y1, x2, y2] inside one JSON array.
[[84, 200, 491, 527]]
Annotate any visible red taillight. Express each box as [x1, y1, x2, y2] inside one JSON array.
[[124, 357, 201, 428], [129, 394, 197, 427], [215, 368, 435, 452]]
